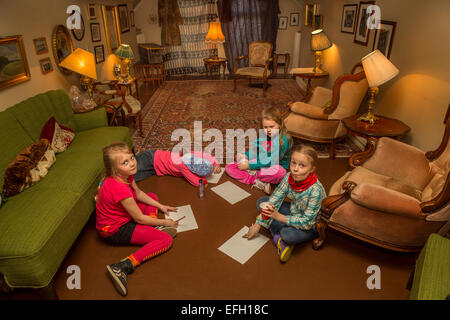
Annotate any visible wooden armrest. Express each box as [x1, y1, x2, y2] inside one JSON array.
[[321, 181, 356, 219], [348, 137, 378, 169]]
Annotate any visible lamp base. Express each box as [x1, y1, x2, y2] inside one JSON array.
[[313, 51, 325, 73], [357, 112, 379, 124], [357, 86, 380, 124]]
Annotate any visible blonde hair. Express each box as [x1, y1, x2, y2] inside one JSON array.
[[291, 144, 318, 167], [261, 106, 292, 159], [102, 141, 133, 178]]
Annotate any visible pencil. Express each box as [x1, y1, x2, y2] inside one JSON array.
[[175, 216, 186, 222]]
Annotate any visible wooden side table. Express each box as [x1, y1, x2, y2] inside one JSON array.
[[273, 53, 290, 76], [117, 77, 139, 98], [343, 114, 411, 146], [291, 67, 329, 101], [203, 58, 227, 78]]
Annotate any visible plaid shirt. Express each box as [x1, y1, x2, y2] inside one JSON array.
[[256, 173, 326, 230]]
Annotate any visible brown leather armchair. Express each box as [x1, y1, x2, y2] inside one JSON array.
[[283, 64, 368, 159], [313, 108, 450, 252], [233, 41, 273, 94]]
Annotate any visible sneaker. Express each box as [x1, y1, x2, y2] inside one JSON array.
[[252, 179, 271, 195], [158, 226, 178, 238], [106, 258, 134, 297], [272, 234, 281, 247], [277, 239, 294, 263]]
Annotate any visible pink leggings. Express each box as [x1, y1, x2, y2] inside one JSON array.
[[128, 193, 173, 267], [225, 162, 287, 185]]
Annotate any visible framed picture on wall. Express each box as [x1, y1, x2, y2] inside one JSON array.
[[279, 16, 288, 30], [305, 4, 317, 27], [0, 35, 31, 90], [130, 10, 135, 27], [117, 4, 130, 33], [313, 14, 323, 29], [372, 20, 397, 58], [88, 3, 96, 20], [290, 13, 299, 26], [39, 57, 53, 74], [33, 37, 48, 55], [354, 1, 375, 46], [94, 44, 105, 64], [341, 4, 358, 34], [90, 22, 101, 42]]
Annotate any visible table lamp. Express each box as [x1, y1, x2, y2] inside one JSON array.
[[59, 48, 97, 105], [311, 29, 332, 73], [359, 49, 399, 124], [114, 44, 134, 82], [205, 21, 225, 60]]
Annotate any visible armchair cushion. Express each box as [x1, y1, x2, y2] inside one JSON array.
[[308, 86, 332, 108], [284, 112, 340, 140], [350, 183, 425, 219], [290, 102, 328, 119], [328, 79, 368, 120], [421, 172, 446, 202], [363, 138, 434, 191], [235, 67, 271, 77]]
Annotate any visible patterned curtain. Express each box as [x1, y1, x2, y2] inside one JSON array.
[[163, 0, 219, 76], [217, 0, 280, 74]]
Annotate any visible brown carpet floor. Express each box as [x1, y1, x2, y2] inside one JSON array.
[[45, 158, 414, 300]]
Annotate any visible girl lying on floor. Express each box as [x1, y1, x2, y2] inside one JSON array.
[[133, 149, 221, 186]]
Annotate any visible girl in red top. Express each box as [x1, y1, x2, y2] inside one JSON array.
[[96, 141, 178, 297]]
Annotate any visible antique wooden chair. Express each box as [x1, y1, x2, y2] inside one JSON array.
[[283, 63, 368, 159], [313, 106, 450, 252], [233, 41, 273, 94]]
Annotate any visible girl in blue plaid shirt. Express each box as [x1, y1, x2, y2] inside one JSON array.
[[244, 144, 326, 262]]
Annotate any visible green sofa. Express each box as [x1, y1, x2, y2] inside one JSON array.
[[0, 90, 132, 295], [410, 233, 450, 300]]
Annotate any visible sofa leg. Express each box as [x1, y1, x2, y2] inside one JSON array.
[[312, 220, 328, 250], [0, 273, 12, 294], [35, 280, 59, 300]]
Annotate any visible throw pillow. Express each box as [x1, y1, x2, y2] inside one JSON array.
[[3, 139, 56, 197], [40, 117, 75, 153]]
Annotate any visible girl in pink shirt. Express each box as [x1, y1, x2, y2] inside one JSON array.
[[134, 149, 221, 186], [96, 142, 179, 297]]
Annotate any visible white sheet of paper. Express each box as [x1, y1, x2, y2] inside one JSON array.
[[206, 167, 225, 184], [210, 181, 251, 205], [218, 226, 270, 264], [165, 205, 198, 233]]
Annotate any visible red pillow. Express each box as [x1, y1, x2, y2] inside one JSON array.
[[40, 117, 75, 153]]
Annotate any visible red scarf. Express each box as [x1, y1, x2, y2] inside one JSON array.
[[288, 172, 317, 192]]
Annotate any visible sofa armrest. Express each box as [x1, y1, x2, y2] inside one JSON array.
[[73, 108, 108, 132], [350, 183, 426, 219], [290, 101, 328, 120]]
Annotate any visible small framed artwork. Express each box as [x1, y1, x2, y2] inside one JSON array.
[[88, 3, 96, 20], [279, 16, 288, 30], [372, 20, 397, 59], [117, 4, 130, 33], [341, 4, 358, 34], [33, 37, 48, 55], [354, 1, 375, 46], [313, 14, 323, 29], [71, 13, 85, 41], [305, 4, 317, 27], [90, 22, 101, 42], [0, 35, 31, 90], [130, 10, 135, 27], [94, 44, 105, 64], [39, 57, 53, 75], [290, 13, 299, 27]]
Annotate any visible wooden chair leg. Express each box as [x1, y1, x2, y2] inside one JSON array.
[[312, 219, 328, 250]]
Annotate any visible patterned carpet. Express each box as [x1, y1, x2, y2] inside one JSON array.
[[131, 79, 360, 160]]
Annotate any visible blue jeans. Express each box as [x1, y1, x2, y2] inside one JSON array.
[[256, 197, 318, 245], [134, 150, 157, 182]]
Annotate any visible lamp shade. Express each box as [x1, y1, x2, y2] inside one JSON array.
[[361, 49, 399, 87], [59, 48, 97, 80], [311, 29, 332, 51], [114, 44, 134, 59], [205, 22, 225, 43]]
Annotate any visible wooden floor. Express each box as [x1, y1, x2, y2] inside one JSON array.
[[0, 76, 417, 300]]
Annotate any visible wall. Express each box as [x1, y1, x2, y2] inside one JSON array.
[[0, 0, 137, 111], [297, 0, 450, 151]]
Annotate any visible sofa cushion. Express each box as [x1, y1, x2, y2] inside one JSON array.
[[0, 111, 34, 191], [6, 90, 76, 140]]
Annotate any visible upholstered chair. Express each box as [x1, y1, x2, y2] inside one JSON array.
[[313, 109, 450, 252], [93, 80, 143, 135], [233, 41, 273, 94], [283, 63, 368, 159]]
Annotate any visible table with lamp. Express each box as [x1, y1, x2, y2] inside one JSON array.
[[203, 21, 227, 78], [343, 49, 410, 144], [291, 29, 331, 100]]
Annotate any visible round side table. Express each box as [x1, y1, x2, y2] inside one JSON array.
[[203, 58, 227, 78], [291, 67, 329, 101]]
